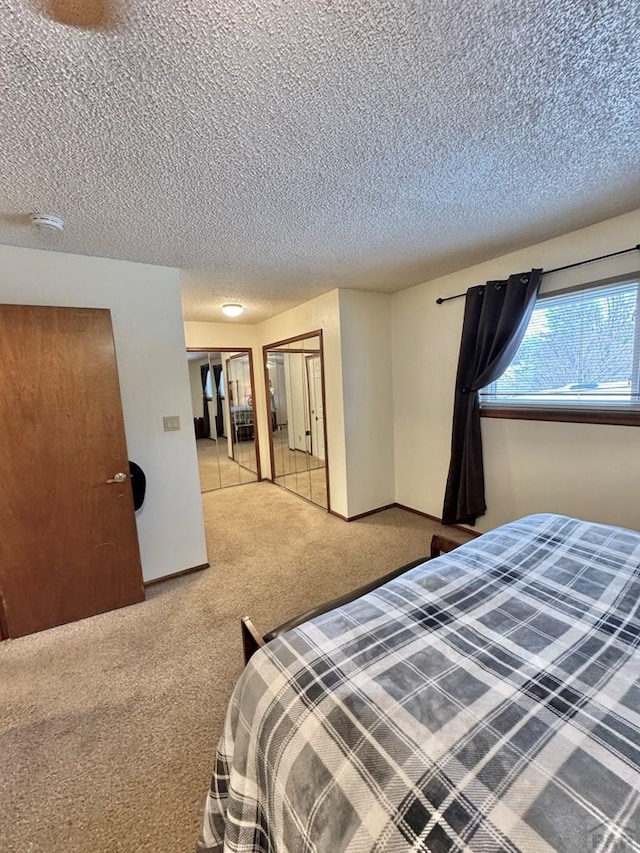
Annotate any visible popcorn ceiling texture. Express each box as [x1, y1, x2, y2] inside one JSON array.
[[1, 0, 639, 322]]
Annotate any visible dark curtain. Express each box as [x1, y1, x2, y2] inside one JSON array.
[[212, 365, 223, 436], [200, 364, 211, 438], [442, 269, 542, 526]]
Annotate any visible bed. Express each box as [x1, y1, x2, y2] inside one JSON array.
[[230, 405, 254, 442], [198, 513, 640, 852]]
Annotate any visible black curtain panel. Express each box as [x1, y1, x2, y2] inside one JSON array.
[[200, 364, 211, 438], [212, 365, 223, 436], [442, 269, 542, 526]]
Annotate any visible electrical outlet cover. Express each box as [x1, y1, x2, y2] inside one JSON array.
[[163, 415, 181, 431]]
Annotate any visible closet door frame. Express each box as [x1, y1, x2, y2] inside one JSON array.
[[262, 330, 331, 512], [186, 347, 262, 482]]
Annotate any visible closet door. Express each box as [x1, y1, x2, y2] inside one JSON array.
[[0, 305, 144, 638]]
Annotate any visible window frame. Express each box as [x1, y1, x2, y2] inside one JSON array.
[[479, 270, 640, 428]]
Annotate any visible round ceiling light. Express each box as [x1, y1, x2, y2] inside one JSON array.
[[222, 303, 244, 318], [30, 213, 65, 232]]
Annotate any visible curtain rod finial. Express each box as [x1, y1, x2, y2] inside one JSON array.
[[436, 297, 444, 304]]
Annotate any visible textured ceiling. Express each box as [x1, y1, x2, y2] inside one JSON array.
[[1, 1, 639, 324]]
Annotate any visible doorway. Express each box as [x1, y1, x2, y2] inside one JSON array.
[[264, 331, 330, 510], [187, 349, 261, 492]]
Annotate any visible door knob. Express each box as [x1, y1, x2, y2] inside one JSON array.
[[107, 472, 127, 484]]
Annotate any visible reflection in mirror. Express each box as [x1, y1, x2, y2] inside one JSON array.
[[265, 334, 328, 509], [187, 350, 259, 493]]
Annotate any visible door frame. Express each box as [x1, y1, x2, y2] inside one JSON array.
[[262, 330, 331, 512], [225, 357, 234, 460], [186, 347, 262, 481]]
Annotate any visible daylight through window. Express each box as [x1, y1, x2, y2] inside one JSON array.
[[480, 278, 640, 412]]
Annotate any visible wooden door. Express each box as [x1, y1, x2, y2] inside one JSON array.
[[0, 305, 144, 638]]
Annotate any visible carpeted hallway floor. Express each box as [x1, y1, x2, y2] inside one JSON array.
[[0, 482, 473, 853], [196, 437, 258, 491]]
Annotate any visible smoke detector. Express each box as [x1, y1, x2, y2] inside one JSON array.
[[30, 213, 65, 232]]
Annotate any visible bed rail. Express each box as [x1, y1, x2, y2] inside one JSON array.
[[240, 533, 463, 664]]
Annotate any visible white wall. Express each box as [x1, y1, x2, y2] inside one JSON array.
[[189, 358, 207, 420], [184, 291, 398, 519], [255, 290, 349, 517], [185, 292, 350, 517], [0, 244, 207, 581], [392, 209, 640, 533], [256, 291, 396, 518], [185, 322, 258, 351], [339, 290, 395, 517]]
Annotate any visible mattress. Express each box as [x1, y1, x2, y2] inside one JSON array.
[[198, 513, 640, 852]]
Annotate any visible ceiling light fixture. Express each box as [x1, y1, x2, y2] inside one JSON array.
[[30, 212, 65, 232], [222, 303, 244, 318]]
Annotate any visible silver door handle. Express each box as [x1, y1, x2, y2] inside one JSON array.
[[107, 472, 127, 484]]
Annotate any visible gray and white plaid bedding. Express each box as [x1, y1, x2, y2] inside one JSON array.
[[198, 514, 640, 852]]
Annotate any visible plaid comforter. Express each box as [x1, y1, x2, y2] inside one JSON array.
[[198, 514, 640, 852]]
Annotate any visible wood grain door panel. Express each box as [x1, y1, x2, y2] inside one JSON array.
[[0, 305, 144, 638]]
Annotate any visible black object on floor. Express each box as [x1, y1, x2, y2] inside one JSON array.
[[129, 461, 146, 511]]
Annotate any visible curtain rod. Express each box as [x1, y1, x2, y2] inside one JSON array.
[[435, 243, 640, 305]]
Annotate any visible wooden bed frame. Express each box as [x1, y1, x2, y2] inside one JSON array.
[[241, 533, 463, 664]]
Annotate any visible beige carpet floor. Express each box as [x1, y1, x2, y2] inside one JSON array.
[[0, 483, 473, 853], [197, 438, 258, 492]]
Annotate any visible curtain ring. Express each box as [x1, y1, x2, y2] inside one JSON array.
[[520, 275, 529, 284], [495, 283, 502, 291], [478, 288, 484, 296]]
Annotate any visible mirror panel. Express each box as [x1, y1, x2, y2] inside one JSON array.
[[265, 334, 328, 510], [226, 353, 259, 483], [188, 350, 259, 493]]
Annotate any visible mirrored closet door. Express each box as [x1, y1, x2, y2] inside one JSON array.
[[187, 349, 260, 492], [264, 333, 329, 509]]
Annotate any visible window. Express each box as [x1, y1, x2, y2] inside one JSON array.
[[480, 277, 640, 424]]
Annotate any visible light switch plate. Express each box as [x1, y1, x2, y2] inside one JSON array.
[[163, 415, 181, 431]]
